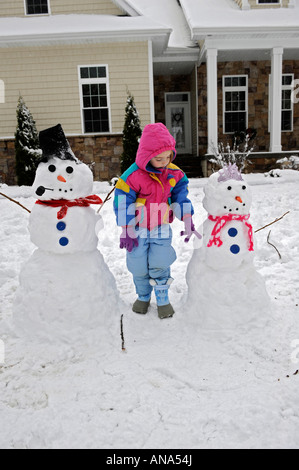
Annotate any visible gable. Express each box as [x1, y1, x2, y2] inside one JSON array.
[[0, 0, 124, 18]]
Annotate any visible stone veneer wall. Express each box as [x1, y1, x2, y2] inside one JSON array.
[[0, 134, 123, 185], [0, 139, 16, 185], [67, 135, 122, 181], [198, 60, 299, 157]]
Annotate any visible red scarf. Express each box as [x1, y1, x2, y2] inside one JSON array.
[[36, 195, 103, 220], [208, 214, 254, 251]]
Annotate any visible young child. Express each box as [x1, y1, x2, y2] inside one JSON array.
[[114, 123, 200, 319]]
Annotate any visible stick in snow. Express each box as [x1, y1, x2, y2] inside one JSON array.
[[120, 314, 126, 352], [0, 192, 31, 213], [267, 230, 282, 259], [255, 211, 290, 233]]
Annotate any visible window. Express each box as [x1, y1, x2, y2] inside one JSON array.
[[257, 1, 280, 4], [78, 66, 111, 134], [25, 0, 49, 15], [268, 74, 294, 132], [282, 74, 294, 132], [223, 76, 248, 134]]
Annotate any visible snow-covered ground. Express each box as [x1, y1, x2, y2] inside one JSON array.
[[0, 170, 299, 449]]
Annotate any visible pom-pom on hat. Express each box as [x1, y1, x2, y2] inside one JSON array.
[[39, 124, 77, 163]]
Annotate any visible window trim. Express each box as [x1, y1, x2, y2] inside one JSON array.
[[222, 75, 248, 135], [256, 0, 281, 5], [24, 0, 51, 16], [78, 64, 112, 135], [268, 73, 294, 133], [282, 73, 294, 132]]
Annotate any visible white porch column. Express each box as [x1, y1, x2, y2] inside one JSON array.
[[148, 40, 155, 124], [270, 47, 283, 153], [206, 48, 218, 154]]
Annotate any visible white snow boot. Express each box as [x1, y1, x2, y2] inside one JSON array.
[[150, 278, 175, 319]]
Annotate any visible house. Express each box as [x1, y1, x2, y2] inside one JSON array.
[[0, 0, 299, 184]]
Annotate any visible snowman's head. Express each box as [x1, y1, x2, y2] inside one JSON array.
[[33, 157, 93, 200], [203, 164, 252, 216], [33, 124, 93, 200]]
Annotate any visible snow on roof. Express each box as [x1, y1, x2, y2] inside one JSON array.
[[124, 0, 196, 49], [0, 14, 171, 46], [180, 0, 299, 34]]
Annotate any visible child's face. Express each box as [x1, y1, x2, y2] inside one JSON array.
[[150, 151, 172, 169]]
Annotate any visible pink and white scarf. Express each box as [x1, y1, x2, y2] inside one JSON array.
[[207, 214, 254, 251]]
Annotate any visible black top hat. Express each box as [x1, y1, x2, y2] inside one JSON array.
[[39, 124, 77, 163]]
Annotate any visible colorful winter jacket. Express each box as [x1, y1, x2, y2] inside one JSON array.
[[114, 123, 194, 231]]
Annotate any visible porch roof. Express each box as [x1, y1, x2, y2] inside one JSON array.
[[0, 14, 171, 55]]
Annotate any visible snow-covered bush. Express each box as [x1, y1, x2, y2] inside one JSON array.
[[15, 96, 42, 186], [120, 92, 142, 174], [277, 155, 299, 170]]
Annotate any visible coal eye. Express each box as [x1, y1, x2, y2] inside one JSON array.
[[66, 166, 74, 174], [227, 186, 232, 190], [242, 185, 247, 190], [48, 165, 56, 173]]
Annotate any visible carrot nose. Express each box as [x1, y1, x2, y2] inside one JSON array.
[[57, 175, 66, 183], [235, 196, 243, 204]]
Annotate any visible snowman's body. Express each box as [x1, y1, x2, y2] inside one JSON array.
[[186, 165, 270, 328], [202, 171, 254, 271], [29, 204, 99, 254], [13, 130, 119, 343]]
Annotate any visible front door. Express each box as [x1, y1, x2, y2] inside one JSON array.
[[165, 92, 192, 154]]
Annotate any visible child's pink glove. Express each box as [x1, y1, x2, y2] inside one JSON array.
[[120, 226, 139, 252], [180, 216, 202, 243]]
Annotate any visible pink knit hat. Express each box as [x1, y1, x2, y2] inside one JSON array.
[[136, 123, 176, 172]]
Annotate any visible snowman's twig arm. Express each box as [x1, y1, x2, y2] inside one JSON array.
[[0, 192, 31, 213], [255, 211, 290, 233], [97, 187, 116, 213]]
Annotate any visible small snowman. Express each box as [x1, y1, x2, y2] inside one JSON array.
[[186, 164, 270, 328], [13, 124, 120, 343]]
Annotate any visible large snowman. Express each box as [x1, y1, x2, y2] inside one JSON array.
[[13, 124, 120, 343], [186, 164, 270, 329]]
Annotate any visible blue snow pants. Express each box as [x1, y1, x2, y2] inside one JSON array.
[[126, 225, 177, 301]]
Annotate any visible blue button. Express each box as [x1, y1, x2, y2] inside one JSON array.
[[59, 237, 69, 246], [228, 228, 238, 237], [230, 244, 240, 254], [57, 221, 66, 231]]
